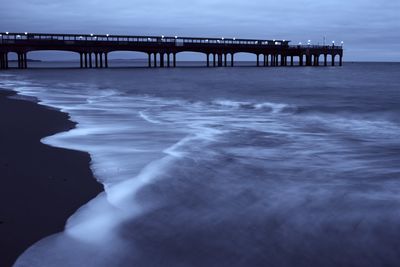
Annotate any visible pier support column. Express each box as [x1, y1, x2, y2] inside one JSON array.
[[23, 52, 27, 69], [324, 54, 328, 66], [4, 52, 8, 69], [206, 54, 210, 67], [307, 55, 312, 66], [104, 53, 108, 68], [213, 54, 216, 67], [0, 53, 4, 69], [17, 53, 20, 69], [167, 53, 170, 67], [160, 53, 164, 67], [95, 53, 98, 68], [80, 53, 83, 68], [290, 56, 294, 66], [275, 54, 279, 66], [231, 53, 234, 67], [89, 53, 93, 68], [148, 53, 152, 68], [299, 55, 303, 66], [331, 54, 335, 66], [100, 53, 103, 68], [173, 53, 176, 67], [217, 54, 222, 67], [339, 55, 343, 66], [256, 54, 260, 67], [224, 53, 227, 67], [22, 53, 25, 69], [18, 53, 24, 69], [153, 53, 157, 67], [85, 53, 88, 68]]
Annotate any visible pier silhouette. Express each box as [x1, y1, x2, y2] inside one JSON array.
[[0, 32, 343, 69]]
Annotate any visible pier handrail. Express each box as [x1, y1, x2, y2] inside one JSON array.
[[0, 32, 294, 46]]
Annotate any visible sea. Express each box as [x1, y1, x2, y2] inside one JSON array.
[[1, 62, 400, 267]]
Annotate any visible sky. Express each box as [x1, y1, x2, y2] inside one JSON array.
[[1, 0, 399, 61]]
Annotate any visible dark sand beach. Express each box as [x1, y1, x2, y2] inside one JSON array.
[[0, 90, 103, 267]]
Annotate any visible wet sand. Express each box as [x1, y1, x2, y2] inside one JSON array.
[[0, 90, 103, 267]]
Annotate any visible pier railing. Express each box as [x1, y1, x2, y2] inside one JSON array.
[[0, 32, 293, 46]]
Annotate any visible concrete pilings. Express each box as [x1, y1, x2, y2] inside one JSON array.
[[0, 52, 9, 69], [79, 52, 108, 69], [1, 51, 342, 70], [148, 52, 177, 68], [12, 52, 28, 69]]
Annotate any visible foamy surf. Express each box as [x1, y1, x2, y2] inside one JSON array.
[[2, 64, 400, 267]]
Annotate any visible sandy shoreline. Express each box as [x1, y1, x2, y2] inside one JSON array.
[[0, 90, 103, 267]]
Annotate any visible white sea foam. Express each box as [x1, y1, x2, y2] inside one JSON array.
[[138, 111, 163, 124], [212, 99, 294, 113], [4, 79, 239, 266]]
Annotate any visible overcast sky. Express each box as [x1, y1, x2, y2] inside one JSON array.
[[1, 0, 399, 61]]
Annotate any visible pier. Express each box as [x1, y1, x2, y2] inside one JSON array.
[[0, 32, 343, 69]]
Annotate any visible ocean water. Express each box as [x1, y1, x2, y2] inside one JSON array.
[[1, 63, 400, 267]]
